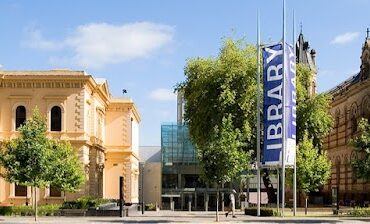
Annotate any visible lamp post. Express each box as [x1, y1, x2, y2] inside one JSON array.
[[140, 162, 145, 215]]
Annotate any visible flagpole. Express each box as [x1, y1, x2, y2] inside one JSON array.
[[292, 9, 297, 217], [281, 0, 286, 217], [256, 9, 261, 218]]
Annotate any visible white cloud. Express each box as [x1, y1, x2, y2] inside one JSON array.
[[331, 32, 359, 44], [149, 88, 176, 101], [23, 30, 63, 50], [23, 22, 174, 68]]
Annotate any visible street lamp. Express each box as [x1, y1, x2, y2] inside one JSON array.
[[140, 162, 145, 215]]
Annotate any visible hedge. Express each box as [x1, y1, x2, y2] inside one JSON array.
[[0, 204, 61, 216], [245, 207, 279, 216], [61, 196, 111, 209], [349, 207, 370, 217]]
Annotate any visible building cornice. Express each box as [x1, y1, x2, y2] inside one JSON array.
[[331, 79, 370, 107]]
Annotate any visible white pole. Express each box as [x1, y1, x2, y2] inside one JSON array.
[[292, 10, 297, 217], [281, 0, 286, 217], [256, 10, 261, 218]]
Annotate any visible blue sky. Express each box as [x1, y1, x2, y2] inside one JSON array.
[[0, 0, 369, 146]]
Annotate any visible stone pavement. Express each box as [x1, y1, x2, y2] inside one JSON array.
[[1, 210, 370, 224]]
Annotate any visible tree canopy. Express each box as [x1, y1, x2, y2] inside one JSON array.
[[296, 64, 333, 148], [351, 118, 370, 179], [179, 39, 256, 185], [0, 108, 85, 220], [179, 38, 333, 204], [296, 134, 331, 194], [0, 108, 51, 188]]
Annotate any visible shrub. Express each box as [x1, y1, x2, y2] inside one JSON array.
[[349, 207, 370, 217], [61, 196, 111, 209], [245, 207, 278, 216], [12, 205, 34, 216], [145, 203, 156, 211], [0, 206, 13, 216], [38, 204, 61, 216]]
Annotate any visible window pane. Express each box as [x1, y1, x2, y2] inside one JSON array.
[[15, 106, 26, 129], [51, 106, 62, 131], [50, 186, 61, 197], [15, 184, 27, 197]]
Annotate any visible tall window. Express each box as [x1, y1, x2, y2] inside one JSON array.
[[15, 106, 26, 129], [51, 106, 62, 131], [15, 184, 27, 197]]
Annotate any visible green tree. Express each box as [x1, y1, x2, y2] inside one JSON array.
[[0, 108, 50, 221], [179, 39, 254, 221], [0, 108, 84, 221], [49, 140, 85, 201], [351, 118, 370, 179], [179, 38, 333, 207], [295, 134, 331, 214], [296, 64, 333, 148]]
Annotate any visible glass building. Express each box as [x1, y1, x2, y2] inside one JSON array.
[[161, 123, 204, 210]]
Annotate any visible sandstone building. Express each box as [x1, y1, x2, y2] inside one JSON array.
[[322, 37, 370, 205], [0, 70, 140, 205]]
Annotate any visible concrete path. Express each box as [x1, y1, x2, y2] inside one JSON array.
[[1, 210, 370, 223]]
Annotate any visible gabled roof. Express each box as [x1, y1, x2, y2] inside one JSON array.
[[95, 78, 110, 98]]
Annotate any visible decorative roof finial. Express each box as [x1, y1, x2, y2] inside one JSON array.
[[367, 28, 369, 39], [300, 22, 303, 34]]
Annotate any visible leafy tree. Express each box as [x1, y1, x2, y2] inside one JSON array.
[[179, 38, 333, 208], [295, 134, 331, 214], [351, 118, 370, 179], [0, 108, 84, 221], [296, 64, 333, 148], [180, 39, 254, 221], [49, 140, 85, 200], [0, 108, 50, 221]]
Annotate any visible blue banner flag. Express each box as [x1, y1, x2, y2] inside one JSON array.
[[262, 43, 296, 166]]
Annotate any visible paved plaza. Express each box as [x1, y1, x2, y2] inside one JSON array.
[[1, 210, 370, 224]]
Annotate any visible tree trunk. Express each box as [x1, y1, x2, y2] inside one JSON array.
[[34, 187, 38, 222], [262, 169, 277, 203], [305, 195, 308, 215], [216, 186, 219, 222], [31, 187, 34, 209]]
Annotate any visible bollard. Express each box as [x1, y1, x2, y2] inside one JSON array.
[[188, 201, 191, 212]]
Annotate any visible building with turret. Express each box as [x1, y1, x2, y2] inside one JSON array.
[[322, 36, 370, 205]]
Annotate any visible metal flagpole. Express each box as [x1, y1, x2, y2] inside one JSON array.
[[292, 10, 297, 217], [281, 0, 286, 217], [256, 10, 261, 218], [277, 169, 280, 214]]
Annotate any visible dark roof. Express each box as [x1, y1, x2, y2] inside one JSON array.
[[327, 72, 361, 96], [296, 33, 316, 71]]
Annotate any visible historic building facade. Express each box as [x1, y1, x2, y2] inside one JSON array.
[[0, 70, 140, 205], [322, 38, 370, 204]]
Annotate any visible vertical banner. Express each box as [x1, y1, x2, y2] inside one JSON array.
[[285, 42, 296, 166], [262, 43, 296, 166]]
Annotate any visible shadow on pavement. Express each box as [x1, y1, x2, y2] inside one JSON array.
[[241, 220, 341, 223], [89, 220, 185, 223]]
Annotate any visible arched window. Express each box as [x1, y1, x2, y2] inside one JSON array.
[[50, 106, 62, 131], [15, 106, 26, 129]]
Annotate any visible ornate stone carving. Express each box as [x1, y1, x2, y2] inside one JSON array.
[[361, 40, 370, 80], [97, 164, 105, 173], [0, 80, 85, 89]]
